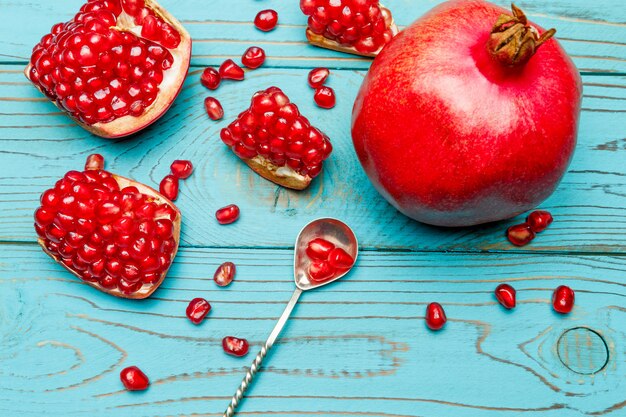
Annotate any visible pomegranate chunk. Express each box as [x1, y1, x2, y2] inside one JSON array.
[[527, 210, 553, 233], [506, 223, 535, 246], [204, 97, 224, 121], [214, 261, 236, 287], [25, 0, 192, 138], [308, 67, 330, 88], [242, 46, 266, 69], [186, 297, 211, 324], [215, 204, 240, 225], [170, 160, 193, 179], [222, 336, 249, 357], [425, 302, 446, 331], [494, 283, 516, 309], [220, 86, 333, 190], [34, 155, 181, 299], [120, 366, 149, 391], [159, 174, 179, 201], [300, 0, 398, 56], [200, 67, 221, 90], [254, 9, 278, 32], [552, 285, 574, 314], [219, 59, 245, 81], [313, 86, 336, 109]]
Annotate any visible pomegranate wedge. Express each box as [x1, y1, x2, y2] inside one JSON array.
[[220, 87, 332, 190], [25, 0, 191, 138], [300, 0, 398, 57]]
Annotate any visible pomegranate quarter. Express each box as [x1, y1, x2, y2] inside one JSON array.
[[352, 1, 582, 226], [25, 0, 191, 138]]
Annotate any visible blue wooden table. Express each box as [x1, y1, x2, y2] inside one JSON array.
[[1, 0, 625, 416]]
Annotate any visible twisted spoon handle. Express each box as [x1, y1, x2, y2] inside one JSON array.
[[223, 288, 303, 417]]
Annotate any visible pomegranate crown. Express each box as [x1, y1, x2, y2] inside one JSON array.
[[488, 3, 556, 67]]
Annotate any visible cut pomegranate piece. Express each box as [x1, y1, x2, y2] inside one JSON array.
[[313, 86, 336, 109], [308, 261, 335, 282], [214, 261, 236, 287], [220, 86, 333, 190], [85, 153, 104, 171], [254, 9, 278, 32], [200, 67, 221, 90], [327, 247, 354, 269], [222, 336, 249, 357], [159, 174, 179, 201], [215, 204, 240, 225], [25, 0, 192, 138], [34, 155, 181, 299], [186, 297, 211, 324], [204, 97, 224, 121], [527, 210, 553, 233], [170, 160, 193, 179], [494, 283, 516, 309], [552, 285, 574, 314], [300, 0, 398, 57], [506, 223, 535, 246], [306, 238, 335, 261], [219, 59, 245, 81], [120, 366, 149, 391], [425, 302, 446, 331], [308, 67, 330, 88], [242, 46, 266, 69]]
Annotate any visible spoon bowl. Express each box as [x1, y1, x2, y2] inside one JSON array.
[[294, 218, 359, 290]]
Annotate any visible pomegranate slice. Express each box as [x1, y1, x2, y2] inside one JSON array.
[[220, 87, 333, 190], [300, 0, 398, 57], [25, 0, 192, 138], [34, 155, 181, 299]]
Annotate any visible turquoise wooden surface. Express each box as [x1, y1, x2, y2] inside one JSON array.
[[0, 0, 624, 416]]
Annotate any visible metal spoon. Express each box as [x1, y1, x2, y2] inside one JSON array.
[[223, 218, 358, 417]]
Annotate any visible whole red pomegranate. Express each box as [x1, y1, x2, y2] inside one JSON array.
[[352, 1, 582, 226]]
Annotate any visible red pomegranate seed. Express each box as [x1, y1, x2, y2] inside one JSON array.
[[159, 174, 179, 201], [254, 9, 278, 32], [85, 153, 104, 171], [306, 238, 335, 261], [425, 302, 447, 331], [120, 366, 149, 391], [200, 67, 221, 90], [506, 223, 535, 246], [204, 97, 224, 121], [552, 285, 575, 314], [313, 86, 336, 109], [186, 297, 211, 324], [308, 67, 330, 88], [215, 204, 240, 225], [494, 283, 516, 309], [527, 210, 553, 233], [241, 46, 266, 69], [308, 261, 335, 282], [219, 59, 244, 81], [214, 261, 236, 286], [170, 160, 193, 179], [327, 248, 354, 269], [222, 336, 249, 357]]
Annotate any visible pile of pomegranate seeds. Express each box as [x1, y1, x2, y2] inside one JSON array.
[[214, 261, 236, 286], [425, 302, 446, 330], [300, 0, 396, 55], [215, 204, 240, 225], [552, 285, 575, 314], [305, 237, 354, 282], [506, 210, 553, 246], [308, 67, 330, 88], [204, 97, 224, 121], [222, 336, 249, 357], [494, 284, 516, 309], [120, 366, 149, 391], [35, 155, 180, 298], [254, 9, 278, 32], [159, 159, 193, 201], [186, 297, 211, 324], [26, 0, 190, 135], [242, 46, 266, 69], [220, 86, 332, 188], [219, 59, 245, 81]]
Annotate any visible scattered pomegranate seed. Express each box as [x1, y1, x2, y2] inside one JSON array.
[[214, 261, 236, 286], [313, 86, 336, 109], [306, 238, 335, 261], [186, 297, 211, 324], [254, 9, 278, 32], [527, 210, 553, 233], [204, 97, 224, 121], [552, 285, 575, 314], [219, 59, 245, 81], [425, 302, 447, 330], [506, 223, 535, 246], [201, 67, 221, 90], [327, 247, 354, 269], [159, 174, 179, 201], [308, 261, 335, 282], [494, 284, 516, 309], [222, 336, 249, 357], [308, 67, 330, 88], [170, 160, 193, 179], [215, 204, 240, 225], [120, 366, 149, 391], [241, 46, 266, 69], [85, 153, 104, 171]]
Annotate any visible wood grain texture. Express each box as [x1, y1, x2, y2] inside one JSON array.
[[1, 244, 624, 416]]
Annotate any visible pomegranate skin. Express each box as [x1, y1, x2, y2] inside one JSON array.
[[351, 0, 582, 227]]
